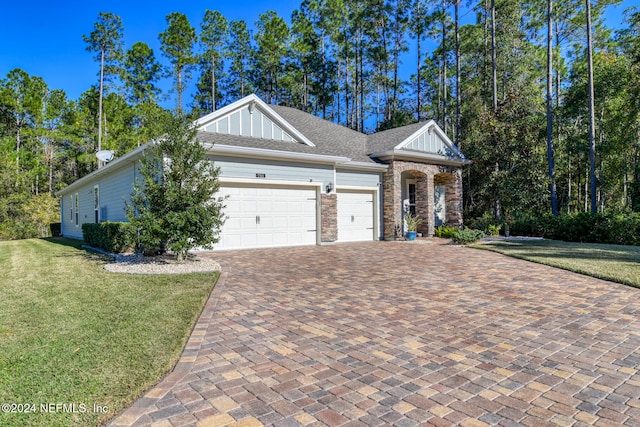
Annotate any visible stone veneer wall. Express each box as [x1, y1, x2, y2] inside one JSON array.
[[321, 193, 337, 242], [382, 160, 463, 240]]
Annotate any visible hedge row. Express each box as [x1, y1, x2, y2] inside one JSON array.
[[82, 222, 135, 253], [508, 212, 640, 246]]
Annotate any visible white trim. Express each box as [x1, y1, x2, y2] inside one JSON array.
[[335, 186, 380, 241], [219, 176, 323, 189], [369, 149, 471, 166], [336, 185, 378, 191], [217, 177, 323, 247], [207, 144, 350, 165], [336, 161, 388, 171], [391, 120, 466, 159], [196, 94, 316, 147]]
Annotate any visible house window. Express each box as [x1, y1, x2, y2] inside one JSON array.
[[75, 193, 79, 226], [69, 195, 73, 221], [94, 186, 99, 223]]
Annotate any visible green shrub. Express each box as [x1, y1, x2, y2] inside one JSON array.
[[508, 212, 640, 246], [487, 224, 502, 236], [82, 222, 135, 253], [452, 227, 485, 244], [435, 226, 458, 238]]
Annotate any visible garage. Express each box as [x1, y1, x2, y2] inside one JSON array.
[[215, 184, 318, 250], [337, 190, 375, 242]]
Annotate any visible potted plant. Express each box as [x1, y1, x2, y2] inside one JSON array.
[[404, 214, 422, 241]]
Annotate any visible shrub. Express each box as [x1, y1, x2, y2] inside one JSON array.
[[452, 227, 485, 244], [508, 212, 640, 246], [487, 224, 502, 236], [82, 222, 135, 253], [435, 226, 458, 238]]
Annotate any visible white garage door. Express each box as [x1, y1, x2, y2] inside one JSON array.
[[216, 185, 318, 250], [337, 190, 375, 242]]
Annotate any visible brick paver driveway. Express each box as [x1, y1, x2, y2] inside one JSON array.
[[111, 241, 640, 427]]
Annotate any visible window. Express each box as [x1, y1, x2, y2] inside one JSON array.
[[75, 193, 79, 226], [69, 195, 73, 221], [94, 186, 99, 223]]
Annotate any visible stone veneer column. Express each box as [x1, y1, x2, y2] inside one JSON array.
[[321, 193, 337, 242], [445, 169, 464, 227], [416, 173, 435, 237], [382, 162, 403, 240]]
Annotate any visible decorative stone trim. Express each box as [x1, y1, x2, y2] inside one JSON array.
[[321, 193, 337, 242]]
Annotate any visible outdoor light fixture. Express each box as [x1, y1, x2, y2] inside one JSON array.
[[326, 182, 333, 193]]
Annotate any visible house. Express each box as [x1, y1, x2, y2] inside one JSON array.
[[57, 94, 470, 250]]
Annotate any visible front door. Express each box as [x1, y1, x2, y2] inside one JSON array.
[[434, 185, 446, 227]]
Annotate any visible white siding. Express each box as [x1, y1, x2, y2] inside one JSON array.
[[406, 130, 452, 156], [203, 106, 298, 143], [60, 162, 138, 239], [336, 169, 381, 188], [210, 155, 333, 184]]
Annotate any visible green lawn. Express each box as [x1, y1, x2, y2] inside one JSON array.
[[0, 238, 218, 427], [475, 239, 640, 288]]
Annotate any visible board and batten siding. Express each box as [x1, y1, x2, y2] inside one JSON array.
[[60, 162, 138, 239], [210, 155, 333, 184], [203, 105, 296, 143], [336, 169, 382, 188]]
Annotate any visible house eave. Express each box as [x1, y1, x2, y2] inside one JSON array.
[[205, 144, 351, 165], [56, 143, 150, 197], [370, 149, 472, 166], [336, 161, 388, 172]]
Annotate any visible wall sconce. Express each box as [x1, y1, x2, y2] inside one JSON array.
[[248, 101, 255, 114], [326, 182, 333, 193]]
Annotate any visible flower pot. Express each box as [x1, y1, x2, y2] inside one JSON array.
[[406, 231, 417, 241]]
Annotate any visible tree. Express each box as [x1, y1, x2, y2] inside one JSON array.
[[547, 0, 559, 215], [585, 0, 597, 213], [123, 41, 163, 105], [254, 11, 290, 104], [226, 20, 254, 100], [199, 10, 228, 112], [126, 114, 224, 261], [83, 12, 124, 164], [159, 12, 197, 113]]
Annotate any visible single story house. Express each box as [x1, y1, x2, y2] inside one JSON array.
[[57, 94, 470, 250]]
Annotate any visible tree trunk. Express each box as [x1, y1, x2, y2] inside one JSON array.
[[546, 0, 559, 215], [586, 0, 597, 214], [98, 47, 105, 168], [211, 55, 216, 111], [442, 0, 448, 134], [491, 0, 500, 221], [455, 0, 461, 147]]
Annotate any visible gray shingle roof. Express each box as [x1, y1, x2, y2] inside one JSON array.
[[366, 122, 426, 154], [199, 102, 465, 164]]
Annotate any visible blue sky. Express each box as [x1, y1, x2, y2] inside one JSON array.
[[0, 0, 635, 107]]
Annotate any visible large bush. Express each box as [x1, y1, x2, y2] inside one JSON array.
[[507, 212, 640, 246], [126, 114, 225, 261], [82, 222, 134, 253]]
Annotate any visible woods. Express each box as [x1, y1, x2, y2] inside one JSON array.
[[1, 0, 639, 240]]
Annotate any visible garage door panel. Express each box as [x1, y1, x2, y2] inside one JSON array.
[[337, 191, 375, 242], [216, 185, 317, 250]]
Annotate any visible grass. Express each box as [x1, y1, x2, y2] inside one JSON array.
[[474, 239, 640, 288], [0, 238, 218, 427]]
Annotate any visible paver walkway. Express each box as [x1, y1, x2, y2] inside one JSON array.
[[109, 240, 640, 427]]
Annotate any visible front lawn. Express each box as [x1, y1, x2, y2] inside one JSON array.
[[475, 239, 640, 288], [0, 238, 218, 426]]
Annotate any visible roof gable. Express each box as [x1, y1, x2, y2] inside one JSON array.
[[395, 120, 464, 158], [195, 94, 315, 147]]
